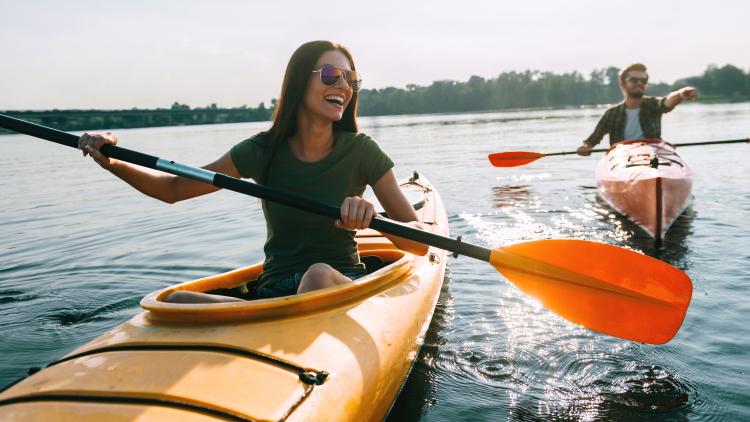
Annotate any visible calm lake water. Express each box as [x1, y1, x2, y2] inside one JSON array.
[[1, 103, 749, 420]]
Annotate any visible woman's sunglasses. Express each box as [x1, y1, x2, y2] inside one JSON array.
[[312, 65, 362, 92]]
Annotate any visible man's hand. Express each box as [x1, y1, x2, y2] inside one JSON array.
[[679, 87, 699, 101], [577, 144, 593, 156]]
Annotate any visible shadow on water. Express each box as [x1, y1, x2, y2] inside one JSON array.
[[644, 207, 695, 268], [595, 196, 695, 268], [386, 271, 453, 421]]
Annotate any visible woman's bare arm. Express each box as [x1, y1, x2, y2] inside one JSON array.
[[372, 170, 429, 256], [79, 132, 241, 203]]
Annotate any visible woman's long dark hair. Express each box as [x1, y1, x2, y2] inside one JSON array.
[[259, 41, 359, 184]]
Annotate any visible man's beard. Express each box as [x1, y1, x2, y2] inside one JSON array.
[[628, 91, 644, 99]]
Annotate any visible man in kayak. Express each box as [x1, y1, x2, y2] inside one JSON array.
[[77, 40, 428, 303], [576, 63, 698, 155]]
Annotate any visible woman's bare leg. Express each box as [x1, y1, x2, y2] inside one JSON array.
[[297, 263, 353, 294], [164, 290, 245, 304]]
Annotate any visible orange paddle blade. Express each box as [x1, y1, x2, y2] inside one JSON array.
[[488, 151, 544, 167], [490, 239, 692, 344]]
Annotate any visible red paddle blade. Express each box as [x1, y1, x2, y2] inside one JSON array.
[[488, 151, 544, 167], [489, 239, 692, 344]]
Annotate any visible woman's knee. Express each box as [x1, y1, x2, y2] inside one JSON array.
[[304, 263, 335, 280], [299, 263, 344, 292]]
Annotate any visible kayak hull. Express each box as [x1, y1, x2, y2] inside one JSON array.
[[596, 139, 692, 240], [0, 175, 448, 422]]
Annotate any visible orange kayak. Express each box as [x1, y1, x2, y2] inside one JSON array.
[[596, 139, 692, 240], [0, 174, 448, 421]]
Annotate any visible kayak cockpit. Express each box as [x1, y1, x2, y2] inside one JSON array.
[[141, 175, 434, 323], [140, 248, 413, 323]]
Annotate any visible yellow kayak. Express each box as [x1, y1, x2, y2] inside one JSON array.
[[0, 173, 448, 421]]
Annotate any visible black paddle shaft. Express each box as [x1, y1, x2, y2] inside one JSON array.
[[0, 113, 492, 262], [545, 138, 749, 157]]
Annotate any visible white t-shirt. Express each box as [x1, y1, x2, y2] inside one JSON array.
[[624, 107, 644, 140]]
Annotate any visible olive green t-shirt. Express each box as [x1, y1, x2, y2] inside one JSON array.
[[230, 131, 394, 285]]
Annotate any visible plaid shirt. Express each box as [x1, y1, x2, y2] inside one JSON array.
[[583, 96, 673, 146]]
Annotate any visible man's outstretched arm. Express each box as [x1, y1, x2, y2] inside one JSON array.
[[663, 86, 699, 111]]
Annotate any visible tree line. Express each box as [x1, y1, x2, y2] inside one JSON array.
[[357, 64, 749, 115], [2, 64, 748, 134], [0, 102, 272, 134]]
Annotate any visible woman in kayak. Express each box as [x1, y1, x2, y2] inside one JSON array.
[[77, 40, 427, 303]]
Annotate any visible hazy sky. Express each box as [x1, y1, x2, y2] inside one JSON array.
[[1, 0, 747, 110]]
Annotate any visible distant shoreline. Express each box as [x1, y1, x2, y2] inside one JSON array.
[[3, 63, 748, 134], [2, 98, 748, 136]]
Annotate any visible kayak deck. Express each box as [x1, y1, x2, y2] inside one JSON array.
[[595, 139, 693, 240], [0, 174, 449, 421]]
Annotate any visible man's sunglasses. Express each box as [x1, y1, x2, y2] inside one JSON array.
[[626, 76, 649, 85], [312, 65, 362, 92]]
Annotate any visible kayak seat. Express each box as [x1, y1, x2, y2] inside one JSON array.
[[203, 256, 388, 299], [361, 255, 386, 273]]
